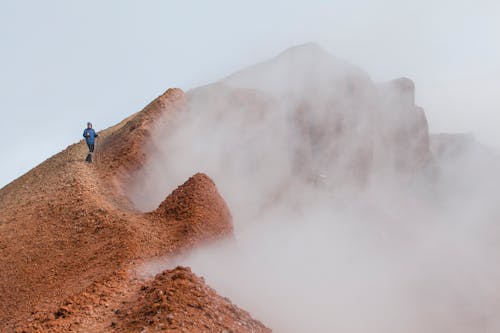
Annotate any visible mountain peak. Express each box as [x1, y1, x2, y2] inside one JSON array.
[[276, 42, 329, 59], [220, 42, 369, 98]]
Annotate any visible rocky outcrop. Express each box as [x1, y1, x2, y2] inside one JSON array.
[[153, 173, 233, 245], [184, 44, 432, 190], [114, 266, 270, 333], [376, 77, 431, 174]]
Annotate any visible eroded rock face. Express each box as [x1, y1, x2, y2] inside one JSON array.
[[376, 77, 431, 174], [184, 44, 431, 189]]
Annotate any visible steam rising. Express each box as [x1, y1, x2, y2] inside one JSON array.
[[131, 44, 500, 332]]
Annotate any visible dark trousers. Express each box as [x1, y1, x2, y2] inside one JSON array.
[[87, 142, 95, 153]]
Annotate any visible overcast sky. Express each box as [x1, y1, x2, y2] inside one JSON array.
[[1, 0, 499, 188]]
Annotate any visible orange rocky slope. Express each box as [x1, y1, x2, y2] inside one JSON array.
[[0, 88, 270, 332]]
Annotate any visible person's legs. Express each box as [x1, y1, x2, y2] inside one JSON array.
[[85, 142, 94, 162]]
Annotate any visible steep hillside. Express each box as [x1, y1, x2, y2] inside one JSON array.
[[0, 88, 269, 332]]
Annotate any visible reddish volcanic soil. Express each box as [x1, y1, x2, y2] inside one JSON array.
[[114, 266, 269, 333], [0, 89, 270, 332]]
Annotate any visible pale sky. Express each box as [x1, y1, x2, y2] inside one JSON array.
[[1, 0, 499, 188]]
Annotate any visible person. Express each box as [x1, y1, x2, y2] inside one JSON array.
[[83, 122, 98, 162]]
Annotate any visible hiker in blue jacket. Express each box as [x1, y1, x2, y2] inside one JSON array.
[[83, 122, 98, 154]]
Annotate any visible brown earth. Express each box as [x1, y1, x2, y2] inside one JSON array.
[[114, 266, 270, 333], [0, 88, 270, 332]]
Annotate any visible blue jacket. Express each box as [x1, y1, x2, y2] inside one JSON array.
[[83, 128, 98, 144]]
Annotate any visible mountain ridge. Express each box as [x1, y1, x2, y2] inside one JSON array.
[[0, 88, 268, 332]]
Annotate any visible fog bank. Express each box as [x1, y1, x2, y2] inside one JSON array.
[[132, 45, 500, 332]]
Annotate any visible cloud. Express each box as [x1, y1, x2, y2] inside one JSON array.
[[132, 45, 500, 332]]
